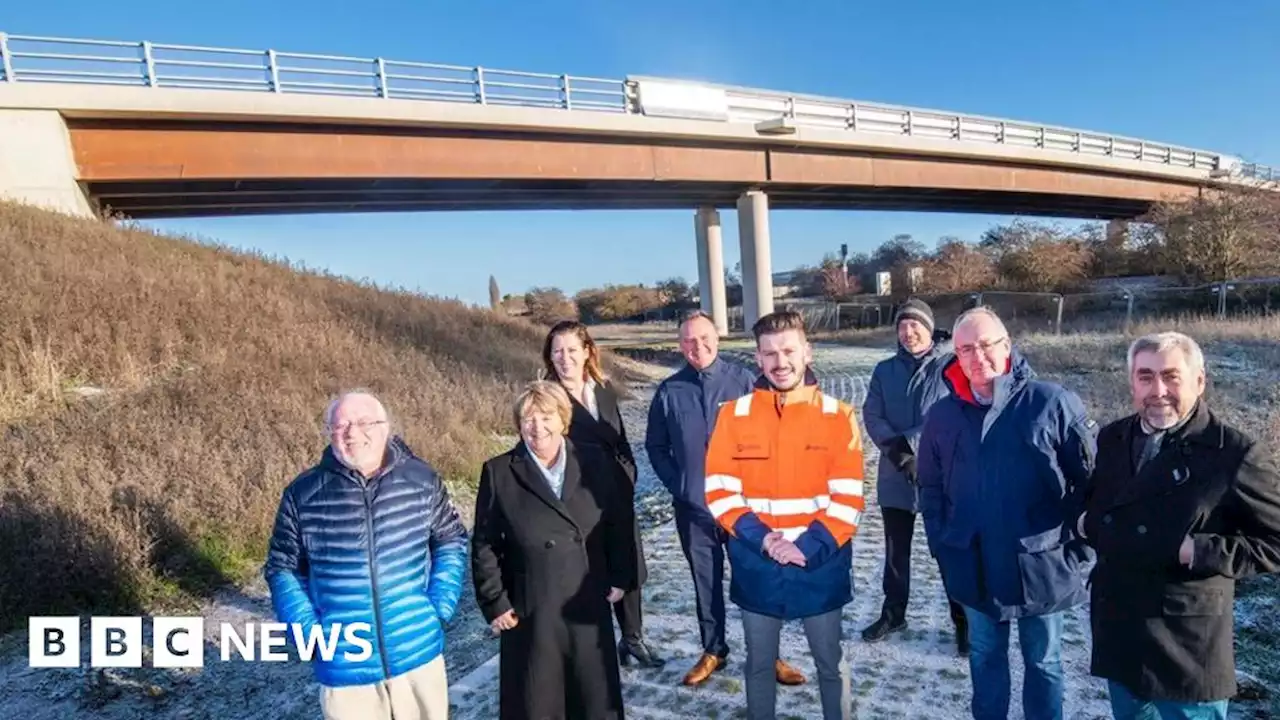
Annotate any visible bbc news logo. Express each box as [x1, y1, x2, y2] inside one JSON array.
[[29, 617, 374, 668]]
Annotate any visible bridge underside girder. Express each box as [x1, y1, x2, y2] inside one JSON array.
[[89, 178, 1156, 219], [65, 120, 1202, 220]]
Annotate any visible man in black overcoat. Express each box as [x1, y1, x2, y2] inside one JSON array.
[[1077, 330, 1280, 719]]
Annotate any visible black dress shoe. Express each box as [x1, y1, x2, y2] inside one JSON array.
[[860, 615, 907, 642], [618, 638, 666, 668]]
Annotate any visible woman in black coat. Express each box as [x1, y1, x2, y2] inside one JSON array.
[[543, 320, 665, 669], [471, 380, 636, 720]]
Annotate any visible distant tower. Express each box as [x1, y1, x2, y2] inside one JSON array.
[[488, 275, 502, 311]]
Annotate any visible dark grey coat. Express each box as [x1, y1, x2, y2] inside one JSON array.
[[861, 341, 953, 512], [1082, 400, 1280, 702]]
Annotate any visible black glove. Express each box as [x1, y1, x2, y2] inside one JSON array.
[[900, 455, 918, 484], [883, 435, 918, 483]]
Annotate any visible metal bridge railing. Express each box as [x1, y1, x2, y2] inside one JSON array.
[[0, 31, 1273, 181], [0, 33, 632, 112]]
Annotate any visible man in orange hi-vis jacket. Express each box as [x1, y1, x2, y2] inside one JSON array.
[[706, 309, 863, 720]]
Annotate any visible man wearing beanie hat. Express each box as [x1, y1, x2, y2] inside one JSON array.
[[859, 297, 968, 654]]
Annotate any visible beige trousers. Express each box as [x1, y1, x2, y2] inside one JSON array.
[[320, 656, 449, 720]]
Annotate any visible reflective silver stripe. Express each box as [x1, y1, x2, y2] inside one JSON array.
[[777, 526, 808, 542], [734, 394, 753, 416], [828, 478, 864, 496], [745, 496, 830, 516], [821, 394, 839, 414], [705, 474, 743, 494], [708, 495, 747, 519], [828, 502, 862, 526]]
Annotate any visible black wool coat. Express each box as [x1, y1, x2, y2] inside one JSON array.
[[471, 439, 637, 720], [1082, 400, 1280, 702], [565, 379, 647, 589]]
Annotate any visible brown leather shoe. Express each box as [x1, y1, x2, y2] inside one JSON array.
[[775, 658, 806, 685], [681, 653, 727, 686]]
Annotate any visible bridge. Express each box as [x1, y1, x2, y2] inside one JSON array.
[[1, 32, 1275, 332]]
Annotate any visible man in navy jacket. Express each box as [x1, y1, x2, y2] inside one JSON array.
[[918, 307, 1097, 720], [645, 310, 806, 688]]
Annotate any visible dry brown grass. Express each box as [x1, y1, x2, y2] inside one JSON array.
[[1019, 314, 1280, 452], [0, 201, 553, 631]]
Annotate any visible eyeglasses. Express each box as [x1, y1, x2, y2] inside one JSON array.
[[955, 336, 1008, 359], [326, 420, 387, 435]]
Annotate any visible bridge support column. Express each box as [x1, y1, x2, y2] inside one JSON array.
[[0, 110, 96, 218], [736, 190, 774, 330], [1106, 219, 1130, 245], [694, 206, 729, 336]]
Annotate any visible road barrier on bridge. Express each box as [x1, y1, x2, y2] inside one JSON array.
[[0, 32, 1273, 184]]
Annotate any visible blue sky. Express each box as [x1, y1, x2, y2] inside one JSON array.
[[6, 1, 1278, 305]]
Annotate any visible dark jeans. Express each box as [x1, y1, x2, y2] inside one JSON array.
[[881, 507, 965, 629], [674, 503, 729, 657], [963, 605, 1064, 720], [742, 608, 847, 720], [1108, 682, 1229, 720]]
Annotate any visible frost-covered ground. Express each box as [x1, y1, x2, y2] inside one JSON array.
[[0, 343, 1272, 718]]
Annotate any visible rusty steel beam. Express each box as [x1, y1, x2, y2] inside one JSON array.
[[65, 122, 1212, 219], [69, 126, 769, 183], [766, 150, 1202, 202]]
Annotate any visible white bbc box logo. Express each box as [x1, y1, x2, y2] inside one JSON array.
[[153, 617, 204, 668], [29, 616, 206, 669], [91, 617, 143, 668], [29, 617, 80, 668]]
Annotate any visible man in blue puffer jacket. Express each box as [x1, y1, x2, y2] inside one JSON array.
[[265, 391, 468, 720], [918, 307, 1097, 720]]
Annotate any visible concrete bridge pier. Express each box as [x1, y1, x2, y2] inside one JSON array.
[[737, 190, 775, 331], [0, 110, 96, 218], [694, 206, 729, 336]]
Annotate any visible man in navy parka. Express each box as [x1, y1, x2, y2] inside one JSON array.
[[918, 307, 1097, 720]]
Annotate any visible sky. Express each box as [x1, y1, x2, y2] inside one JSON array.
[[6, 1, 1278, 305]]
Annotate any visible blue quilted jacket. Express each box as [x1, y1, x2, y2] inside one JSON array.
[[264, 436, 469, 687]]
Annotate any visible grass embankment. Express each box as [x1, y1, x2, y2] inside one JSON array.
[[0, 201, 549, 632]]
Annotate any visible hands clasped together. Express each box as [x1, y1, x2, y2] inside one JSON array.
[[490, 586, 625, 634], [763, 531, 806, 567]]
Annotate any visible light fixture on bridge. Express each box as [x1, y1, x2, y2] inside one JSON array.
[[754, 116, 797, 135]]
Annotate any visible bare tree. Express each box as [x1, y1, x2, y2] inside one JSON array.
[[918, 238, 997, 293], [523, 287, 577, 326], [1141, 187, 1280, 283]]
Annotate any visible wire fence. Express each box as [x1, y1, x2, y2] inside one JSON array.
[[749, 277, 1280, 335]]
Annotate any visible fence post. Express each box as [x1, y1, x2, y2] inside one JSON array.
[[561, 74, 572, 110], [1053, 294, 1064, 335], [1122, 291, 1134, 335], [142, 41, 157, 87], [0, 33, 14, 83], [475, 67, 487, 104], [375, 58, 388, 98], [266, 49, 281, 92]]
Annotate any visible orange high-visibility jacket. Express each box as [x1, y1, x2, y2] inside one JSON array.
[[704, 380, 866, 618]]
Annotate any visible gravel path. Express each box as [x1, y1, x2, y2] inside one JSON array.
[[1, 345, 1270, 718]]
